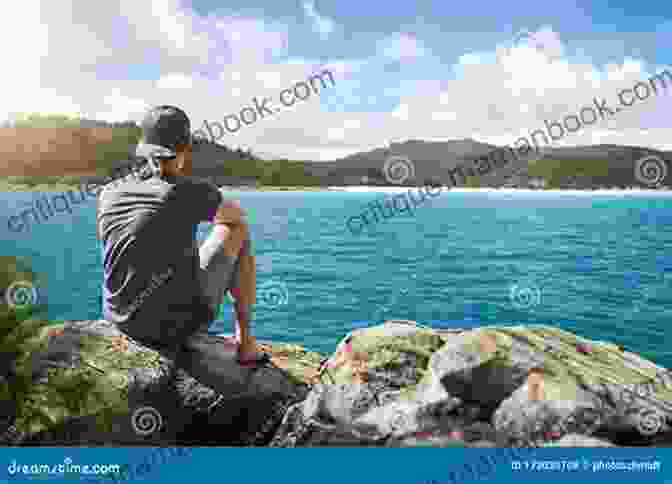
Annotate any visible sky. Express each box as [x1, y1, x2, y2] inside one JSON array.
[[2, 0, 670, 160]]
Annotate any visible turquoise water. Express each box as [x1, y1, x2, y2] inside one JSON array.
[[2, 190, 671, 367]]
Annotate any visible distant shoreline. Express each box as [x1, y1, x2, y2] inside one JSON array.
[[0, 182, 332, 193], [1, 183, 670, 195], [328, 186, 672, 195]]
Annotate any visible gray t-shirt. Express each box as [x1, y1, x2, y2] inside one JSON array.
[[96, 173, 222, 344]]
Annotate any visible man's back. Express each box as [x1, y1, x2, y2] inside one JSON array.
[[97, 173, 222, 346]]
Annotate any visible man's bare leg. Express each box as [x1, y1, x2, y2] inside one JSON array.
[[214, 222, 259, 359], [233, 239, 257, 358]]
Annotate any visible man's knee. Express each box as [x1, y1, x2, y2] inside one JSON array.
[[215, 221, 250, 256], [214, 199, 247, 225]]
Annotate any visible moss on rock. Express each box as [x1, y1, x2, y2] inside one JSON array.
[[319, 324, 446, 391], [258, 342, 324, 386], [7, 325, 148, 437], [491, 325, 672, 404]]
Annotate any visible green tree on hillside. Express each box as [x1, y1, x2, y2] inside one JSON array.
[[259, 160, 322, 186], [220, 157, 321, 186], [96, 125, 142, 176], [11, 113, 82, 128], [465, 175, 481, 188], [527, 158, 611, 187]]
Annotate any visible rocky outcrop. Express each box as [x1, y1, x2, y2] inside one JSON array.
[[271, 321, 672, 447], [2, 319, 671, 447], [0, 320, 319, 446]]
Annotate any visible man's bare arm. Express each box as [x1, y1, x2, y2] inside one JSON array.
[[213, 199, 246, 226]]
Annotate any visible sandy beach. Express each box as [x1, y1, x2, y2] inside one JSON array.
[[332, 186, 672, 196]]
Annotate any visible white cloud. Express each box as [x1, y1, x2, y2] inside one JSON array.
[[256, 70, 285, 90], [214, 17, 288, 63], [156, 74, 194, 90], [391, 103, 410, 121], [512, 26, 565, 59], [432, 111, 457, 122], [2, 7, 670, 164], [326, 127, 347, 141], [379, 33, 427, 61], [321, 60, 364, 77], [378, 28, 672, 151], [97, 89, 148, 123], [459, 53, 482, 65], [302, 1, 335, 39]]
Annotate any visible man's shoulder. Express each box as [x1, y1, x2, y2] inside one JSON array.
[[171, 176, 221, 200], [174, 176, 218, 189]]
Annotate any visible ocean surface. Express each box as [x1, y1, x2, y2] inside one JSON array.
[[2, 188, 672, 367]]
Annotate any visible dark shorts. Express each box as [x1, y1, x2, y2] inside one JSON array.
[[117, 230, 241, 351]]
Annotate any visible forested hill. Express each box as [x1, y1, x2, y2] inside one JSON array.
[[0, 114, 320, 187], [1, 114, 670, 189]]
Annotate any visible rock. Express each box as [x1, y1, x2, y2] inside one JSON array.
[[271, 321, 672, 447], [416, 327, 537, 406], [386, 421, 506, 447], [485, 326, 672, 445], [493, 387, 603, 446], [4, 318, 672, 448], [543, 433, 615, 447], [271, 321, 447, 446], [3, 320, 320, 446], [269, 404, 385, 447]]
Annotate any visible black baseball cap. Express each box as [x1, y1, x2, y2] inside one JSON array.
[[138, 105, 192, 157]]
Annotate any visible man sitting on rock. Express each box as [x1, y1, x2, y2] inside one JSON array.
[[96, 105, 268, 369]]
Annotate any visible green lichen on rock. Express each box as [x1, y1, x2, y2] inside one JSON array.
[[321, 325, 446, 390], [259, 342, 324, 385], [73, 327, 164, 375], [471, 325, 672, 405], [352, 326, 445, 363], [5, 322, 134, 436]]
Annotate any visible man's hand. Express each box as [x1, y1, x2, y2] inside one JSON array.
[[213, 199, 246, 226]]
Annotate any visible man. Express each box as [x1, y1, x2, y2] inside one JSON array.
[[96, 105, 266, 370]]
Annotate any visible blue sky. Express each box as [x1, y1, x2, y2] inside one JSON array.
[[2, 0, 670, 160]]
